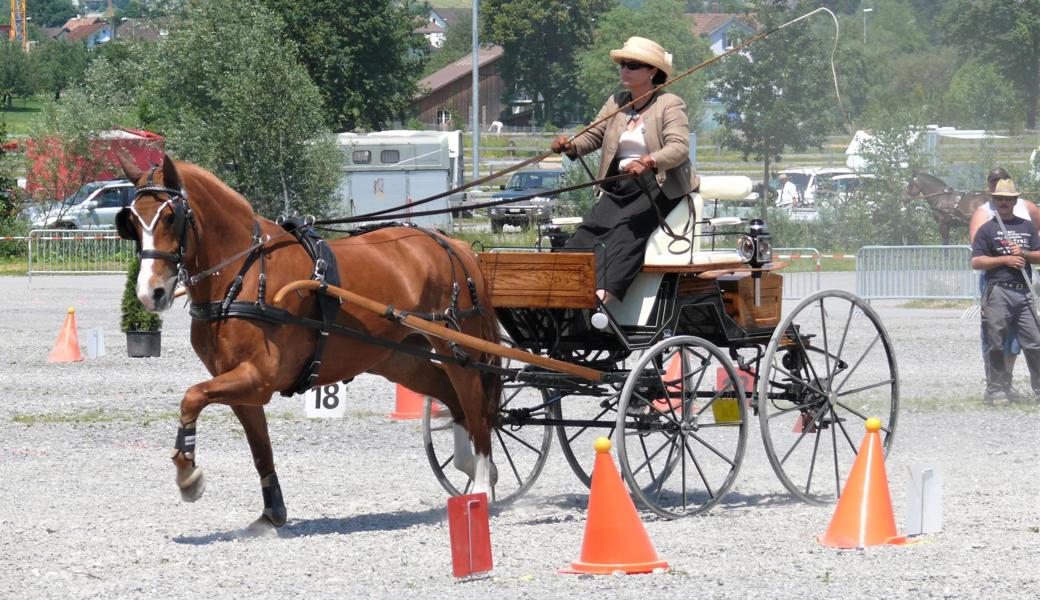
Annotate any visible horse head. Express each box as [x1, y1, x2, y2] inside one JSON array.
[[905, 173, 923, 199], [116, 151, 194, 312], [907, 172, 954, 199]]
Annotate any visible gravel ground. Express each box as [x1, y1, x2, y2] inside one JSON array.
[[1, 274, 1038, 599]]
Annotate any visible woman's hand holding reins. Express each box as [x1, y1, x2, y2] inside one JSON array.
[[622, 154, 656, 178], [551, 135, 576, 157]]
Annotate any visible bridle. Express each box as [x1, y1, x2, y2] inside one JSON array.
[[116, 166, 197, 285]]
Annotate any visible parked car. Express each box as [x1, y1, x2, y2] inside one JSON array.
[[815, 173, 877, 205], [772, 167, 852, 208], [487, 169, 563, 233], [24, 180, 135, 229]]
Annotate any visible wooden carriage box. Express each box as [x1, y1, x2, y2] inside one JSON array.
[[477, 252, 597, 309], [716, 272, 783, 330]]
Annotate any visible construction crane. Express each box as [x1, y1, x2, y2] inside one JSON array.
[[9, 0, 28, 51]]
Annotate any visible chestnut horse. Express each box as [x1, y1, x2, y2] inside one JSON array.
[[116, 154, 501, 531], [906, 173, 988, 244]]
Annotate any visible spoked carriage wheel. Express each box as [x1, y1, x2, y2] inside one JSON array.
[[616, 336, 749, 519], [421, 342, 553, 504], [758, 289, 899, 505], [552, 384, 622, 488]]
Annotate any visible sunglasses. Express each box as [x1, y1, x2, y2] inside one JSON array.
[[619, 61, 651, 71]]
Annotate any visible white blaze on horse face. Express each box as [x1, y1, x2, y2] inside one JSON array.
[[133, 200, 179, 312], [136, 230, 159, 310]]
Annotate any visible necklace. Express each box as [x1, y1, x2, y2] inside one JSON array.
[[627, 92, 655, 123]]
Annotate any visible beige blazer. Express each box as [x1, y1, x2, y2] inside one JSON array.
[[569, 91, 699, 200]]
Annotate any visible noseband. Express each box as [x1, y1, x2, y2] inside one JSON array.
[[117, 168, 196, 283]]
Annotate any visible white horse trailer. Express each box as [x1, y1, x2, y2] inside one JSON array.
[[335, 130, 464, 230]]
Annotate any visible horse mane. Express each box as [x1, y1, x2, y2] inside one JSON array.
[[176, 161, 256, 219]]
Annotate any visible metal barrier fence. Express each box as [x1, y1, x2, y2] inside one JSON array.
[[856, 245, 977, 301], [28, 229, 135, 288], [775, 247, 823, 300]]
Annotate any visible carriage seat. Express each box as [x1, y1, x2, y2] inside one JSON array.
[[642, 175, 753, 267], [607, 176, 754, 326]]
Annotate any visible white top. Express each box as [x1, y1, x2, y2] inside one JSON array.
[[778, 181, 800, 208], [616, 122, 647, 170], [981, 199, 1030, 220]]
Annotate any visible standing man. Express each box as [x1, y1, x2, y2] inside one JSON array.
[[968, 167, 1040, 392], [971, 178, 1040, 404], [777, 173, 799, 209]]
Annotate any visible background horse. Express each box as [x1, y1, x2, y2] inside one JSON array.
[[117, 154, 501, 532], [906, 172, 988, 244]]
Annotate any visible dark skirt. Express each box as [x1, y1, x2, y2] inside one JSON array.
[[564, 170, 682, 301]]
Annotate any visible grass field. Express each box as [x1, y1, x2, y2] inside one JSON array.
[[1, 97, 44, 137]]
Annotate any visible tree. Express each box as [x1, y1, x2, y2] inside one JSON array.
[[29, 39, 89, 101], [844, 112, 935, 246], [483, 0, 615, 126], [944, 61, 1022, 132], [140, 0, 339, 218], [0, 41, 33, 109], [0, 123, 17, 222], [575, 0, 712, 127], [711, 1, 840, 220], [261, 0, 428, 132], [859, 47, 958, 127], [939, 0, 1040, 129], [27, 57, 140, 203], [26, 0, 77, 28]]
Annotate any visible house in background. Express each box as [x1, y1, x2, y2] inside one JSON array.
[[415, 20, 446, 48], [414, 45, 506, 129], [416, 7, 466, 49], [688, 13, 756, 55], [53, 17, 113, 49]]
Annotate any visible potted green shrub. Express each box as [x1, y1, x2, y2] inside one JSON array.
[[121, 256, 163, 357]]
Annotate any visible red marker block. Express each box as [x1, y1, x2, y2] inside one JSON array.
[[447, 493, 492, 578]]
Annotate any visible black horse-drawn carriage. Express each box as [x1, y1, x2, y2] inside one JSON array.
[[421, 175, 899, 518]]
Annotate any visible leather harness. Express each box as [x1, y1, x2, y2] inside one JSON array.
[[118, 172, 489, 397]]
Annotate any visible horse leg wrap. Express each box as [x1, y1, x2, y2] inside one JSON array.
[[260, 472, 287, 527], [171, 422, 206, 502], [171, 422, 197, 464]]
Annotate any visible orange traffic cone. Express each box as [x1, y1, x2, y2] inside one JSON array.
[[389, 384, 446, 420], [818, 417, 908, 548], [48, 307, 84, 363], [562, 437, 669, 575], [652, 356, 683, 413]]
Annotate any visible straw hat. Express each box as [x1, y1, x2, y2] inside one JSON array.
[[610, 37, 673, 77], [990, 178, 1021, 197]]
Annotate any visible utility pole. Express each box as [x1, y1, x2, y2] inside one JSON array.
[[108, 0, 115, 40], [470, 0, 480, 180]]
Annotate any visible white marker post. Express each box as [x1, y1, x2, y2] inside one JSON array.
[[906, 464, 942, 536]]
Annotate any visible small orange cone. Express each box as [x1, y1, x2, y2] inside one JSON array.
[[389, 384, 445, 420], [818, 417, 908, 548], [562, 437, 669, 575], [48, 307, 84, 363], [650, 357, 682, 413]]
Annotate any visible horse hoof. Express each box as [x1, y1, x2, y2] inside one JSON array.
[[178, 467, 206, 503], [263, 507, 287, 528], [244, 516, 280, 538]]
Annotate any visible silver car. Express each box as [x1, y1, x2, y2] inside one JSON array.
[[26, 180, 135, 230]]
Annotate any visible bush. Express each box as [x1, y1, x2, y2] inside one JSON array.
[[121, 256, 162, 332]]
